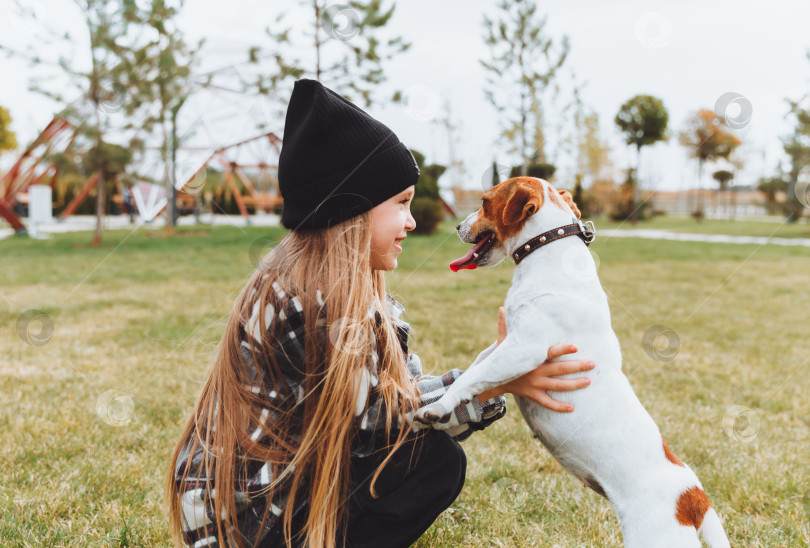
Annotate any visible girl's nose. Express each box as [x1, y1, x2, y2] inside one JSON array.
[[405, 212, 416, 231]]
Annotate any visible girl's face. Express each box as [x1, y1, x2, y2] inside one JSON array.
[[369, 185, 416, 271]]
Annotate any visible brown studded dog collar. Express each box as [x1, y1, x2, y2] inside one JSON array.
[[512, 218, 595, 265]]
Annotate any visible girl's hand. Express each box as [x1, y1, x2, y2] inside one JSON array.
[[479, 308, 595, 412]]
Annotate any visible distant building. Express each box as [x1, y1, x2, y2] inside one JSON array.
[[642, 188, 783, 218], [451, 187, 487, 218]]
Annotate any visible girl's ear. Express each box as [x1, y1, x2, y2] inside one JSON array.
[[503, 183, 541, 226], [558, 189, 581, 219]]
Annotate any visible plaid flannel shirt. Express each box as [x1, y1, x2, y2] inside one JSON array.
[[175, 282, 507, 547]]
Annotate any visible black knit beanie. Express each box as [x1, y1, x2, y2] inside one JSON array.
[[278, 79, 420, 230]]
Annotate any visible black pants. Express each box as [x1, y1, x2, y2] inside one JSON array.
[[344, 429, 467, 548], [267, 430, 466, 548]]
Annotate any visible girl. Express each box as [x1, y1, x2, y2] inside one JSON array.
[[166, 79, 594, 548]]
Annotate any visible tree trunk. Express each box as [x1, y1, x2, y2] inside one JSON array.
[[726, 181, 733, 220], [162, 106, 173, 235], [730, 185, 737, 220], [93, 101, 104, 246], [90, 21, 104, 247], [171, 106, 179, 230], [314, 0, 321, 81], [631, 144, 641, 225], [519, 41, 528, 176], [519, 90, 528, 176], [696, 160, 704, 222]]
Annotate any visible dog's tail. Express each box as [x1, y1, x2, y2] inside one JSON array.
[[698, 507, 731, 548], [675, 486, 730, 547]]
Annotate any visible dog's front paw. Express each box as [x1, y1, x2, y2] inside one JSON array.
[[414, 402, 453, 426]]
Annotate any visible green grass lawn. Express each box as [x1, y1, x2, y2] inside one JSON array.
[[595, 214, 810, 239], [1, 220, 809, 547]]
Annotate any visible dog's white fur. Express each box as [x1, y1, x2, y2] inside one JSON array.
[[416, 178, 730, 548]]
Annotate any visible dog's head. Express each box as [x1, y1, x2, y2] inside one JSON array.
[[450, 177, 582, 271]]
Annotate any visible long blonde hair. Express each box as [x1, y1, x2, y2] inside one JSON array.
[[166, 211, 421, 548]]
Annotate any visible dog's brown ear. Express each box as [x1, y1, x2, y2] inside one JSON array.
[[559, 189, 581, 219], [503, 183, 541, 226]]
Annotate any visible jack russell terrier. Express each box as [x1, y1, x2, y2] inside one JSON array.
[[415, 177, 731, 548]]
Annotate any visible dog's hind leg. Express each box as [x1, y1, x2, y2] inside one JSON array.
[[673, 487, 730, 548], [619, 505, 702, 548], [698, 507, 731, 548]]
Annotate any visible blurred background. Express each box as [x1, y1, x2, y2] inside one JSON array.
[[2, 2, 809, 546], [2, 0, 809, 241]]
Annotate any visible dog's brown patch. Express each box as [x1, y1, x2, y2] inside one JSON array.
[[472, 177, 546, 244], [558, 189, 581, 219], [675, 486, 711, 530], [663, 439, 684, 467], [471, 177, 585, 251], [548, 187, 564, 208]]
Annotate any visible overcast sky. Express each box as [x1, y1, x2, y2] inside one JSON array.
[[2, 0, 810, 194]]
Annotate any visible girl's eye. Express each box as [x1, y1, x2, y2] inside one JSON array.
[[400, 198, 410, 204]]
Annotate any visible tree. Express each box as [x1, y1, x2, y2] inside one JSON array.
[[546, 72, 590, 181], [2, 0, 143, 245], [119, 0, 200, 233], [712, 169, 734, 219], [578, 111, 612, 186], [610, 168, 652, 222], [555, 87, 614, 219], [572, 174, 587, 217], [614, 95, 668, 224], [0, 105, 18, 154], [509, 163, 555, 180], [435, 98, 465, 190], [584, 178, 619, 219], [566, 103, 614, 218], [757, 175, 788, 215], [783, 98, 810, 222], [678, 110, 741, 221], [258, 1, 409, 107], [529, 98, 548, 165], [409, 149, 445, 235], [480, 0, 569, 176], [491, 159, 501, 187]]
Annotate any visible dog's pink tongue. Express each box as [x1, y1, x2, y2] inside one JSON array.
[[449, 253, 478, 272], [449, 236, 490, 272]]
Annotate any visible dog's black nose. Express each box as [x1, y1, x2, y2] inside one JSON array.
[[455, 223, 461, 230]]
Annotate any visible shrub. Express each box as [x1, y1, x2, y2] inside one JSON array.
[[409, 148, 446, 235], [509, 163, 556, 180], [411, 196, 444, 235]]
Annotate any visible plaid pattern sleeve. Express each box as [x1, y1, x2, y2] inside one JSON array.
[[388, 295, 507, 442], [406, 353, 507, 441]]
